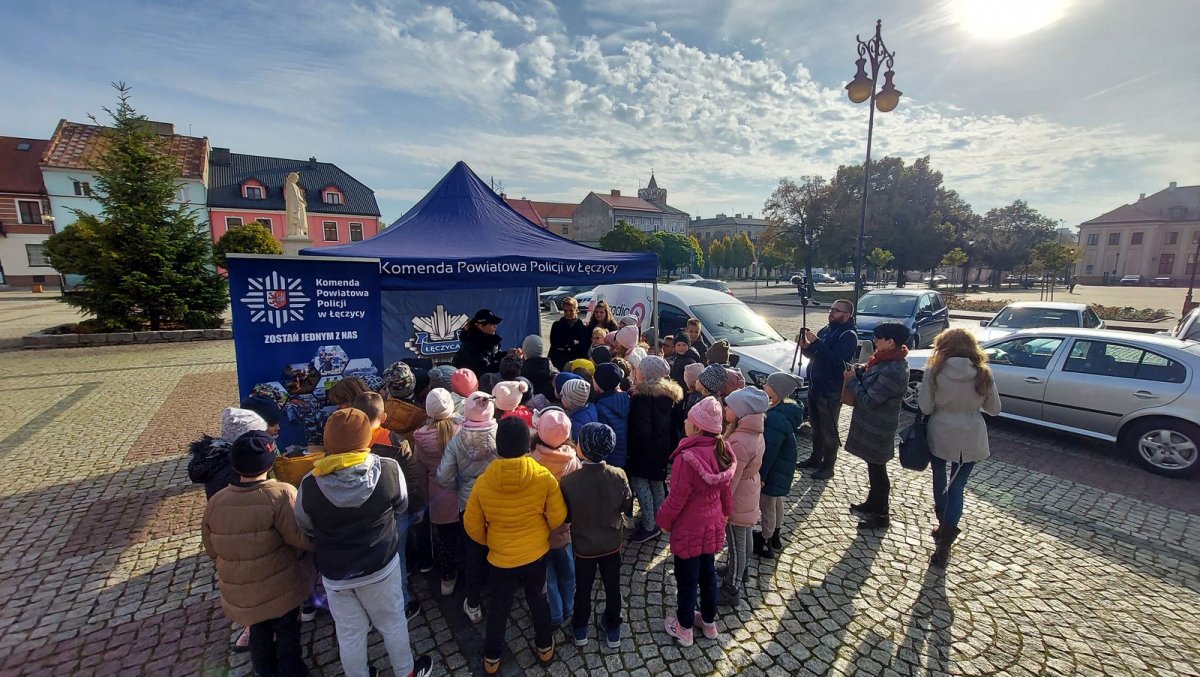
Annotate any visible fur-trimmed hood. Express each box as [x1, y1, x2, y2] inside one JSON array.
[[635, 377, 683, 403]]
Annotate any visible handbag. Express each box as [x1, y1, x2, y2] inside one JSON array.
[[898, 412, 930, 471], [840, 376, 856, 407]]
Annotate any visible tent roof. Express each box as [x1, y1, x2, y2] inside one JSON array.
[[303, 161, 657, 290]]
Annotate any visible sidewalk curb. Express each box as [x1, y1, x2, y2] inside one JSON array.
[[22, 325, 233, 349]]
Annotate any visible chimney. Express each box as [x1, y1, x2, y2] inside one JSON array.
[[210, 147, 231, 166], [735, 213, 743, 218], [147, 121, 176, 135], [611, 189, 620, 197], [1168, 181, 1177, 190], [1138, 193, 1145, 201]]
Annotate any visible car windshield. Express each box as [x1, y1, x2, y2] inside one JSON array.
[[991, 307, 1079, 329], [857, 294, 916, 318], [690, 302, 783, 347]]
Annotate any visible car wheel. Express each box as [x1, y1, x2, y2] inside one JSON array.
[[1124, 418, 1200, 479], [902, 371, 922, 413]]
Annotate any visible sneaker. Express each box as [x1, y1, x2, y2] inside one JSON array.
[[631, 526, 661, 544], [300, 604, 316, 622], [573, 625, 589, 647], [463, 598, 483, 624], [412, 654, 434, 677], [849, 501, 873, 517], [717, 585, 741, 608], [797, 455, 821, 469], [440, 574, 457, 596], [535, 637, 555, 665], [693, 611, 719, 640], [232, 627, 250, 653], [626, 525, 645, 542], [405, 600, 420, 620], [417, 559, 434, 574], [811, 467, 834, 480], [664, 615, 693, 647], [604, 622, 622, 649]]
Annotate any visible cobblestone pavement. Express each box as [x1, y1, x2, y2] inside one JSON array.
[[0, 341, 1197, 676]]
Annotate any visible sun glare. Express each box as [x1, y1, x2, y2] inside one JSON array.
[[954, 0, 1070, 40]]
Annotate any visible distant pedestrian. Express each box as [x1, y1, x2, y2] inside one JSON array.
[[1068, 275, 1078, 293], [798, 299, 859, 480], [919, 329, 1001, 568]]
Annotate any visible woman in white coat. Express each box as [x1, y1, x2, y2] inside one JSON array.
[[918, 329, 1001, 568]]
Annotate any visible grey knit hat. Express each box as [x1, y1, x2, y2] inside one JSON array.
[[765, 372, 804, 401], [698, 363, 729, 395], [429, 365, 456, 392], [522, 334, 545, 358], [560, 378, 592, 410]]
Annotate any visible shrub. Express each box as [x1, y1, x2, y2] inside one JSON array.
[[213, 222, 282, 268]]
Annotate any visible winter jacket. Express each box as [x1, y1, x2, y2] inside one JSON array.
[[566, 403, 599, 442], [802, 321, 859, 396], [845, 357, 910, 464], [761, 400, 804, 497], [453, 327, 504, 377], [918, 356, 1001, 464], [435, 421, 498, 512], [669, 350, 701, 392], [726, 413, 766, 527], [593, 390, 631, 468], [625, 378, 683, 481], [463, 456, 568, 568], [369, 439, 426, 515], [383, 398, 427, 442], [656, 435, 735, 559], [294, 453, 405, 587], [560, 462, 633, 558], [412, 423, 461, 525], [521, 357, 560, 400], [188, 436, 237, 500], [202, 480, 316, 627], [531, 443, 582, 549], [549, 317, 591, 370]]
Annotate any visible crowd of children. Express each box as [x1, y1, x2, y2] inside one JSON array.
[[195, 314, 809, 676]]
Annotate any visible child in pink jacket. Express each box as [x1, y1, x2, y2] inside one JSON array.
[[412, 388, 462, 596], [530, 407, 581, 625], [718, 387, 769, 608], [656, 396, 735, 647]]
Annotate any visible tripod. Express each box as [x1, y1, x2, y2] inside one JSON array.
[[791, 296, 810, 374]]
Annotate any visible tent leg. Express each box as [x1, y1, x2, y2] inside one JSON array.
[[652, 281, 659, 341]]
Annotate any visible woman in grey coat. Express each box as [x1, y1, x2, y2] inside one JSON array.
[[844, 322, 911, 529]]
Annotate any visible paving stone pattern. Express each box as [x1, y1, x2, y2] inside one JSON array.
[[0, 342, 1197, 676]]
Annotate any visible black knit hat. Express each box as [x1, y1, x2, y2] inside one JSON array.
[[231, 431, 277, 475], [495, 417, 532, 458], [240, 394, 282, 427]]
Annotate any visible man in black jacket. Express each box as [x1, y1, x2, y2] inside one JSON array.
[[549, 297, 590, 370], [798, 299, 859, 480], [453, 308, 504, 378]]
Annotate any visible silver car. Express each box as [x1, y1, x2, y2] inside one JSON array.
[[976, 301, 1105, 343], [903, 328, 1200, 478]]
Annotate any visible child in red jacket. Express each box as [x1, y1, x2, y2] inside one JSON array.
[[655, 396, 735, 647]]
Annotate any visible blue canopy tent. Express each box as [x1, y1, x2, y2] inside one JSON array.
[[302, 161, 659, 364]]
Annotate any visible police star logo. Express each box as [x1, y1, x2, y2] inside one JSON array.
[[241, 272, 311, 328]]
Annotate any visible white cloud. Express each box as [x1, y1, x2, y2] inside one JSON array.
[[477, 0, 538, 31]]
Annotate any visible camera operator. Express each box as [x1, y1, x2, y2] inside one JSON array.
[[796, 299, 858, 480]]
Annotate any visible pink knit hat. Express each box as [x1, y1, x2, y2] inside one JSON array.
[[463, 391, 495, 423], [450, 368, 478, 397], [683, 362, 705, 389], [536, 408, 572, 448], [615, 325, 640, 350], [492, 380, 528, 412], [687, 396, 724, 434]]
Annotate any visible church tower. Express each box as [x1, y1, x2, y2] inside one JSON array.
[[638, 172, 667, 204]]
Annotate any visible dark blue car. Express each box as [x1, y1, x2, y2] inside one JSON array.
[[853, 289, 950, 348]]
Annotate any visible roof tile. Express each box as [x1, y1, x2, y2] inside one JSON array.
[[41, 120, 208, 180]]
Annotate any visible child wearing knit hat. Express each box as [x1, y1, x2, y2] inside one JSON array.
[[625, 355, 683, 544], [463, 418, 567, 672], [670, 335, 703, 393], [592, 363, 631, 468], [493, 380, 533, 428], [657, 396, 736, 648], [380, 362, 428, 441], [435, 392, 498, 622], [697, 364, 729, 399], [521, 335, 560, 400], [757, 373, 806, 558], [559, 422, 632, 649], [559, 378, 598, 442], [612, 325, 640, 358], [451, 368, 479, 398], [566, 358, 596, 381], [718, 387, 770, 608], [189, 407, 269, 501], [530, 408, 580, 627], [413, 389, 463, 595]]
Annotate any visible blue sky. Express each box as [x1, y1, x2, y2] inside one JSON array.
[[2, 0, 1196, 228]]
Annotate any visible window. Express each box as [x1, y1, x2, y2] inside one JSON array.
[[225, 216, 243, 228], [1107, 233, 1120, 246], [657, 303, 692, 342], [1082, 308, 1103, 329], [1064, 340, 1185, 383], [1130, 232, 1143, 245], [175, 187, 191, 203], [25, 244, 49, 267], [1188, 253, 1197, 276], [324, 191, 342, 205], [349, 222, 363, 241], [1086, 233, 1099, 246], [254, 217, 272, 230], [562, 225, 569, 236], [323, 221, 338, 241], [73, 181, 92, 197], [1169, 206, 1187, 220], [17, 200, 42, 224], [984, 336, 1063, 370], [1159, 253, 1176, 275], [1085, 264, 1094, 274], [245, 186, 264, 200], [1167, 232, 1179, 245]]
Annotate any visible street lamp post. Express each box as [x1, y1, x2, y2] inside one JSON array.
[[1184, 236, 1200, 317], [846, 19, 901, 305]]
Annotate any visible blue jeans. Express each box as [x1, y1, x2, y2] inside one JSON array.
[[629, 477, 666, 531], [545, 544, 575, 624], [931, 458, 976, 529]]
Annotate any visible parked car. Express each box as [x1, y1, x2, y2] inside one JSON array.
[[976, 301, 1105, 343], [1151, 276, 1173, 287], [1119, 275, 1143, 286], [585, 283, 809, 397], [678, 273, 703, 280], [672, 278, 733, 295], [854, 289, 950, 348], [903, 328, 1200, 477], [921, 274, 948, 283], [539, 285, 594, 311], [811, 273, 838, 284], [574, 289, 595, 308], [1167, 307, 1199, 342]]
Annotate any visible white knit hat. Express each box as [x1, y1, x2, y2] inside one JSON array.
[[220, 407, 267, 444], [492, 380, 529, 412], [425, 388, 454, 421]]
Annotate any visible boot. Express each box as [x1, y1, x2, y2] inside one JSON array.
[[797, 455, 821, 469], [752, 531, 773, 558], [770, 529, 784, 551], [931, 508, 945, 539], [930, 525, 960, 568]]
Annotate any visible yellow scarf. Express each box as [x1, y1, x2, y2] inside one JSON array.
[[312, 451, 370, 476]]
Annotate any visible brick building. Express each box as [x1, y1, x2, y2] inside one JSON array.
[[0, 137, 53, 288]]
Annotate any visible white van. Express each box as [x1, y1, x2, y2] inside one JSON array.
[[587, 283, 808, 393]]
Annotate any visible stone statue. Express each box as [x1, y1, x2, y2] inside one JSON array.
[[284, 172, 308, 239]]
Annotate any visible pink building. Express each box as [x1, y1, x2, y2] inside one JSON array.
[[207, 148, 380, 247]]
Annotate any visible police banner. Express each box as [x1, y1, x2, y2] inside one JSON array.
[[227, 254, 383, 450], [381, 288, 539, 365]]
